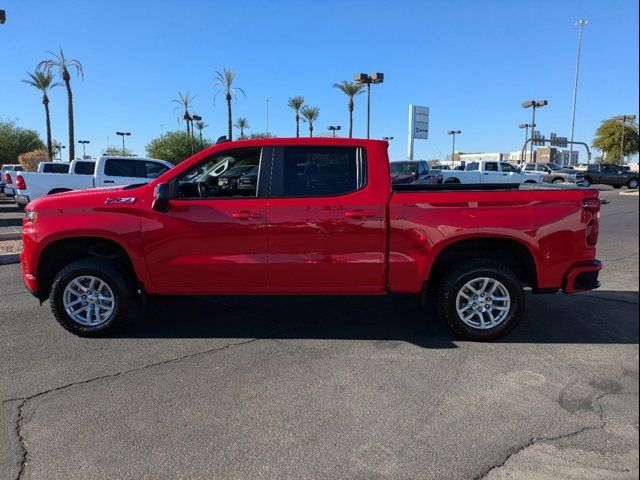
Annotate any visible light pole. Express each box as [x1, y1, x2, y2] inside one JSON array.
[[522, 100, 548, 163], [78, 140, 90, 158], [115, 131, 131, 156], [56, 145, 66, 161], [327, 125, 341, 137], [613, 115, 637, 165], [447, 130, 461, 167], [354, 72, 384, 139], [518, 123, 535, 164], [266, 98, 269, 134], [569, 19, 588, 166]]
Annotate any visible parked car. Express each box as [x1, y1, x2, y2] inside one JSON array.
[[15, 156, 172, 206], [577, 164, 639, 189], [1, 164, 23, 194], [441, 160, 542, 184], [523, 162, 579, 184], [217, 164, 258, 194], [237, 165, 260, 195], [38, 162, 71, 174], [20, 138, 602, 341], [389, 160, 440, 185]]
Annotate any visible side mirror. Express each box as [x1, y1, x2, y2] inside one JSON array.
[[152, 182, 170, 213]]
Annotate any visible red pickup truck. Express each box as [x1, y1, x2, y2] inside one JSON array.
[[20, 138, 602, 340]]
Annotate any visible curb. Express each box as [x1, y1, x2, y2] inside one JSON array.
[[0, 253, 19, 265], [0, 232, 21, 241], [620, 189, 639, 196]]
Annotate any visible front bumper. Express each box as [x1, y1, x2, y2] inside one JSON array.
[[3, 187, 15, 197], [563, 260, 602, 293], [19, 250, 39, 298], [15, 195, 30, 206]]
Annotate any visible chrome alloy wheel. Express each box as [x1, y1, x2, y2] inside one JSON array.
[[62, 275, 116, 326], [455, 277, 511, 330]]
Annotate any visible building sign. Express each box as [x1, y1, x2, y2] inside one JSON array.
[[408, 105, 429, 159]]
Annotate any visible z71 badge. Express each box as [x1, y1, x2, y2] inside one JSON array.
[[105, 197, 136, 204]]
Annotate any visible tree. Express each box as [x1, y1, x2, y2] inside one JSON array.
[[214, 69, 245, 141], [18, 149, 49, 171], [0, 119, 45, 165], [593, 118, 639, 164], [194, 121, 208, 142], [22, 69, 61, 160], [172, 92, 197, 139], [287, 96, 305, 137], [102, 146, 134, 156], [38, 48, 84, 161], [234, 117, 249, 138], [301, 106, 320, 137], [332, 80, 363, 138], [248, 132, 274, 139], [146, 130, 211, 165]]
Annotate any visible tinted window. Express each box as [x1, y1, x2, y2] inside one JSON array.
[[466, 162, 479, 171], [390, 162, 417, 174], [500, 162, 518, 173], [104, 159, 140, 177], [281, 146, 364, 197], [74, 161, 96, 175], [144, 161, 169, 179], [485, 162, 499, 172], [13, 166, 23, 171], [418, 162, 428, 175], [524, 164, 535, 171], [42, 163, 70, 173]]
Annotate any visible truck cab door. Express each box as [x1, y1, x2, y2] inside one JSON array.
[[482, 162, 502, 183], [266, 145, 385, 293]]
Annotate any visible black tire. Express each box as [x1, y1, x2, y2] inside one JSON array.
[[552, 178, 565, 184], [436, 259, 525, 341], [582, 177, 592, 187], [627, 178, 639, 190], [524, 180, 537, 184], [50, 257, 136, 336]]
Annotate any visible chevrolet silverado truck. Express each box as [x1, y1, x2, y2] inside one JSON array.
[[441, 160, 542, 184], [20, 138, 602, 340], [15, 156, 172, 206]]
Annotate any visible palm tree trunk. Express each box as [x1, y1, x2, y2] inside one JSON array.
[[348, 100, 354, 138], [43, 95, 53, 160], [226, 93, 233, 140], [309, 124, 313, 138], [295, 114, 300, 137], [65, 78, 75, 161]]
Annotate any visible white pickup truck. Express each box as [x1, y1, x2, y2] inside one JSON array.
[[441, 160, 542, 184], [15, 156, 172, 206]]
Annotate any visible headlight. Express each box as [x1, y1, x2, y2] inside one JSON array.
[[25, 210, 37, 224]]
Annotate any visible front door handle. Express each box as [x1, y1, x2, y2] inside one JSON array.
[[104, 180, 115, 184], [344, 210, 375, 219], [232, 210, 262, 220]]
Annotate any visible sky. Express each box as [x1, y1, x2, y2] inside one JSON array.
[[0, 0, 638, 162]]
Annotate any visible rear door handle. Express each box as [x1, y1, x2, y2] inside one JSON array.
[[232, 210, 262, 220], [104, 180, 115, 184], [344, 210, 375, 219]]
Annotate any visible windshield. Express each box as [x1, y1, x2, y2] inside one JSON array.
[[547, 163, 563, 171], [390, 163, 417, 174]]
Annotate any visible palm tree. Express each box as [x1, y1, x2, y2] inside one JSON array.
[[301, 106, 320, 137], [287, 96, 305, 137], [332, 80, 364, 138], [38, 48, 83, 161], [194, 120, 208, 142], [22, 69, 61, 160], [234, 118, 250, 139], [172, 92, 197, 139], [214, 69, 245, 141]]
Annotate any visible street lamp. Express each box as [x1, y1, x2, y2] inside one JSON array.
[[354, 72, 384, 139], [518, 123, 535, 163], [78, 140, 90, 158], [522, 100, 548, 163], [383, 136, 394, 142], [569, 20, 588, 166], [115, 131, 131, 156], [447, 130, 461, 167], [56, 145, 66, 161], [327, 125, 341, 137], [0, 10, 6, 24], [613, 115, 637, 165]]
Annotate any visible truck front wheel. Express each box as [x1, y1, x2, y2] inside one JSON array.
[[436, 259, 525, 341], [50, 257, 136, 336]]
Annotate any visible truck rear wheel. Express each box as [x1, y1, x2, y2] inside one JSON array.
[[50, 257, 136, 336], [627, 178, 639, 189], [436, 259, 524, 341]]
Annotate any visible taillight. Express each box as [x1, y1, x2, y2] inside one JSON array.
[[582, 196, 601, 246], [15, 175, 26, 190], [4, 173, 11, 184]]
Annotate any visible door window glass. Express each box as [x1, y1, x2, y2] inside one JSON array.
[[485, 162, 499, 172], [74, 161, 96, 175], [500, 162, 518, 173]]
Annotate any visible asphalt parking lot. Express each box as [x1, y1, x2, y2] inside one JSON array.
[[1, 190, 638, 480]]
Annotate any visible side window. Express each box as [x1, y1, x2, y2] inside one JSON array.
[[44, 163, 70, 173], [524, 164, 535, 171], [104, 159, 140, 177], [144, 161, 169, 179], [175, 148, 262, 199], [485, 162, 499, 172], [418, 162, 427, 175], [466, 162, 479, 171], [74, 161, 96, 175], [279, 146, 365, 197], [500, 162, 517, 173]]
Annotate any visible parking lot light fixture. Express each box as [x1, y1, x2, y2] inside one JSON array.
[[0, 10, 5, 24], [518, 123, 535, 163], [115, 131, 131, 156], [383, 136, 394, 142], [447, 130, 461, 167], [522, 100, 548, 162], [354, 72, 384, 139], [327, 125, 341, 137], [78, 140, 90, 158], [613, 115, 637, 165]]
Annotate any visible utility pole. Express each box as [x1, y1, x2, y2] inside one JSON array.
[[447, 130, 461, 167], [569, 20, 588, 166], [522, 100, 548, 163]]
